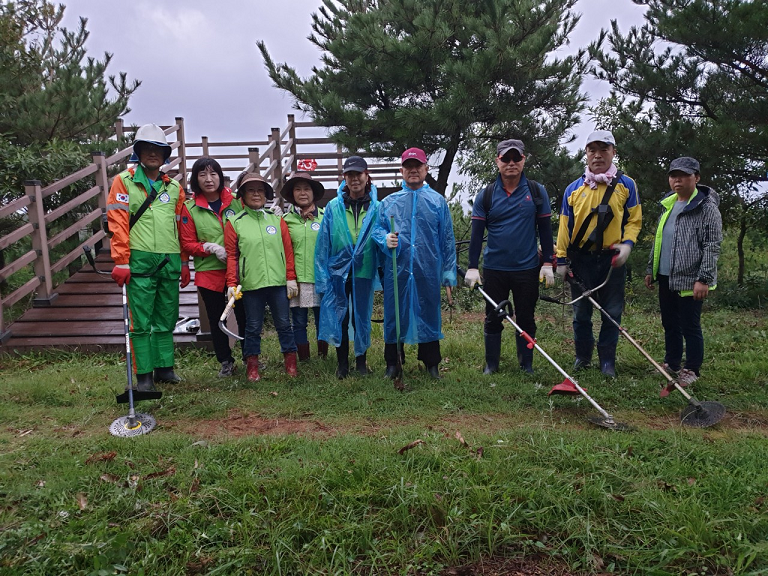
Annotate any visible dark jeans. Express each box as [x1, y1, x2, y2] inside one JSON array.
[[198, 286, 246, 363], [384, 340, 441, 368], [482, 267, 539, 336], [241, 286, 297, 357], [658, 275, 704, 374], [570, 251, 626, 351], [291, 306, 320, 345]]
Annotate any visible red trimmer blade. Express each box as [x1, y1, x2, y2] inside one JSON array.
[[548, 379, 584, 396]]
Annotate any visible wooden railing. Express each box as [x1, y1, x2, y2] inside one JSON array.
[[0, 120, 186, 342], [0, 114, 401, 343]]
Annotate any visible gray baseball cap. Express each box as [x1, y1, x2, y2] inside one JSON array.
[[668, 157, 700, 175], [497, 139, 525, 157], [585, 130, 616, 147]]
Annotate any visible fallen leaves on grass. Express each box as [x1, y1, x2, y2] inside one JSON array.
[[455, 430, 468, 447], [144, 467, 176, 480], [398, 439, 425, 454], [99, 473, 120, 484], [85, 451, 117, 464], [76, 493, 87, 510]]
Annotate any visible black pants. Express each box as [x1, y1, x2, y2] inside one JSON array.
[[199, 286, 246, 363], [384, 340, 441, 368], [482, 267, 539, 336], [657, 275, 704, 374]]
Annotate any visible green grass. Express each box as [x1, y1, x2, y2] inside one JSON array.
[[1, 271, 768, 574]]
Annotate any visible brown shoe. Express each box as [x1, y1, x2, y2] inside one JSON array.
[[297, 342, 311, 361], [284, 352, 298, 378], [246, 355, 261, 382], [317, 340, 329, 359]]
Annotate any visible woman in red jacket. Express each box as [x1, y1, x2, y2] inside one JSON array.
[[179, 158, 245, 377]]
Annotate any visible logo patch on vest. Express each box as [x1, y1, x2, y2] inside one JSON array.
[[182, 216, 188, 224], [266, 225, 277, 235], [311, 222, 321, 231], [158, 191, 171, 204], [224, 209, 235, 219], [116, 192, 129, 204]]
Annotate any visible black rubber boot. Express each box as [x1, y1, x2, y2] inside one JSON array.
[[135, 372, 156, 392], [154, 367, 181, 383], [516, 334, 534, 375], [598, 344, 617, 378], [573, 340, 594, 371], [355, 353, 370, 376], [483, 332, 501, 375], [426, 364, 441, 379], [336, 340, 349, 379]]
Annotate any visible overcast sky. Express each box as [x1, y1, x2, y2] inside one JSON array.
[[61, 0, 647, 159]]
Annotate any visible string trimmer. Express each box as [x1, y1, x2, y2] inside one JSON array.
[[541, 270, 726, 428], [83, 246, 167, 437], [458, 267, 632, 431]]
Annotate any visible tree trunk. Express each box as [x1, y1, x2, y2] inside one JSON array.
[[737, 210, 747, 286], [425, 139, 460, 196]]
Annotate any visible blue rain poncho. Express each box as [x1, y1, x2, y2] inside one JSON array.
[[372, 182, 457, 344], [315, 182, 381, 356]]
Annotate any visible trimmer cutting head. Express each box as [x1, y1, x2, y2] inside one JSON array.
[[680, 401, 726, 428], [587, 415, 634, 431], [110, 414, 156, 437], [549, 379, 583, 396]]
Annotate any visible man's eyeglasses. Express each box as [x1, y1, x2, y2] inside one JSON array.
[[498, 153, 524, 164]]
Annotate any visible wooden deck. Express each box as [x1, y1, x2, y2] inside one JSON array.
[[1, 251, 205, 354]]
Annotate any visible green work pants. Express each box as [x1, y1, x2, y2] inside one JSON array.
[[126, 250, 181, 374]]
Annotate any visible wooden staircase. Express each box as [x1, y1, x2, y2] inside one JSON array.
[[2, 250, 202, 353]]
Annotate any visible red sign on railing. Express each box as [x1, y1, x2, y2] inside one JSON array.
[[297, 158, 318, 172]]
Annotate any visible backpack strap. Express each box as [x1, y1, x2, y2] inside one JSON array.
[[569, 171, 623, 254]]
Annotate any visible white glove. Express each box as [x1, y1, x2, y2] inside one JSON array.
[[286, 280, 299, 299], [464, 268, 481, 289], [203, 242, 227, 262], [611, 243, 632, 267], [556, 263, 569, 281], [386, 232, 399, 249], [226, 286, 243, 302], [539, 263, 555, 287], [270, 203, 284, 217]]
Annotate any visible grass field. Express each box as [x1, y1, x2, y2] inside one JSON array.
[[2, 249, 768, 574]]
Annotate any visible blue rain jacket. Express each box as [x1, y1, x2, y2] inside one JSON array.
[[315, 182, 381, 355], [372, 182, 457, 344]]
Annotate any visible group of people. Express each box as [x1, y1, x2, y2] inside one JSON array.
[[106, 124, 721, 396], [466, 130, 722, 387], [106, 125, 456, 393]]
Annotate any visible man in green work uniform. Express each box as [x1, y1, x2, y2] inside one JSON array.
[[107, 124, 186, 394]]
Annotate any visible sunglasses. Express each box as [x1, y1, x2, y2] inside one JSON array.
[[498, 153, 524, 164]]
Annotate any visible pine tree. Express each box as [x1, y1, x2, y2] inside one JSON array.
[[0, 1, 140, 145], [258, 0, 586, 196], [589, 0, 768, 284]]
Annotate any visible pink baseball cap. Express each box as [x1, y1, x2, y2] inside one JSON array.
[[401, 147, 428, 165]]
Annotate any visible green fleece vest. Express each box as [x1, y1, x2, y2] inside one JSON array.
[[230, 208, 286, 291], [283, 208, 324, 283], [345, 203, 375, 278], [184, 199, 242, 273], [122, 169, 181, 254]]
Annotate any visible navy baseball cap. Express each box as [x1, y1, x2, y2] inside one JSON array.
[[668, 157, 700, 175], [343, 156, 368, 173]]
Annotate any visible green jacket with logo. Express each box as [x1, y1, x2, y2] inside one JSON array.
[[224, 207, 296, 291], [283, 207, 324, 284]]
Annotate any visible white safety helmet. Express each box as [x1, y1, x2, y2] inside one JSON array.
[[130, 123, 172, 163]]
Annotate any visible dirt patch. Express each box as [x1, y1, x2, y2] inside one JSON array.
[[441, 554, 613, 575], [176, 410, 338, 438]]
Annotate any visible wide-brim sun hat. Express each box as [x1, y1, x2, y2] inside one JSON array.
[[281, 171, 325, 204], [237, 173, 274, 200]]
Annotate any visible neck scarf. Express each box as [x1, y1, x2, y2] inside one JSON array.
[[584, 163, 618, 190]]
